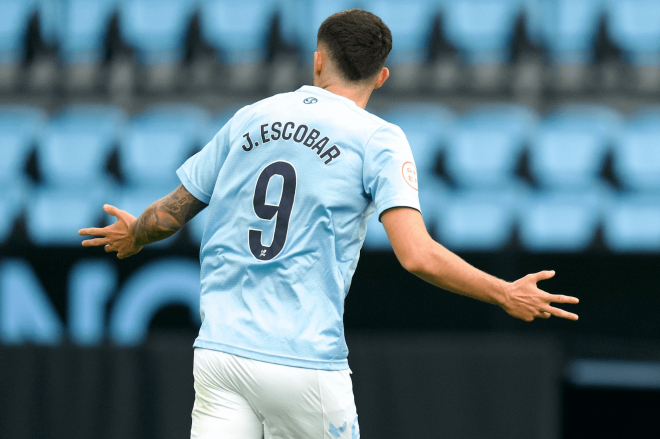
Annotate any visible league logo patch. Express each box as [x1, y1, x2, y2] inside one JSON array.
[[401, 161, 418, 191], [303, 97, 318, 104]]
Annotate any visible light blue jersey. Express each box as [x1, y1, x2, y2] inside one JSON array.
[[177, 85, 420, 370]]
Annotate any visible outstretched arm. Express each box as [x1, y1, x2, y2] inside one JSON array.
[[79, 185, 208, 259], [381, 207, 579, 322]]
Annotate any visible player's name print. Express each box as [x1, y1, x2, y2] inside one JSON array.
[[240, 122, 342, 165]]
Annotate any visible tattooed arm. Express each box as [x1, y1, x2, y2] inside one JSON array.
[[79, 185, 208, 259]]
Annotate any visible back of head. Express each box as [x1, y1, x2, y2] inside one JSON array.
[[317, 9, 392, 83]]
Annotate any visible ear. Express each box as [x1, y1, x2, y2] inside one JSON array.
[[374, 67, 389, 89], [314, 50, 324, 76]]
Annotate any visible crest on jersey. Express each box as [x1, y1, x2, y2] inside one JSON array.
[[402, 161, 418, 191], [304, 97, 318, 104]]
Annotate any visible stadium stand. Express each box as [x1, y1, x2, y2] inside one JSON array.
[[613, 108, 660, 192], [200, 0, 277, 65], [529, 104, 621, 189], [0, 0, 35, 64], [118, 0, 196, 65], [57, 0, 118, 64], [26, 105, 126, 245], [608, 0, 660, 66], [604, 194, 660, 252], [444, 104, 536, 188]]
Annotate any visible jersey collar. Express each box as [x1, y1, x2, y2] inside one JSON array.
[[296, 85, 359, 108]]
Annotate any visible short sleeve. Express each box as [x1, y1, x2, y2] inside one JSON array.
[[363, 124, 421, 220], [176, 120, 232, 204]]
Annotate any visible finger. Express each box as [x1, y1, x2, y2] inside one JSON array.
[[79, 227, 107, 236], [81, 238, 109, 247], [103, 204, 120, 217], [549, 294, 579, 305], [104, 244, 116, 253], [546, 306, 579, 321], [529, 270, 555, 283], [538, 311, 551, 319]]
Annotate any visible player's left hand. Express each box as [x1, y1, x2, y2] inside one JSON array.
[[78, 204, 143, 259], [501, 270, 579, 322]]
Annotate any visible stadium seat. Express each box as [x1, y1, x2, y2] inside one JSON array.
[[435, 187, 523, 251], [443, 0, 523, 64], [604, 194, 660, 252], [188, 206, 209, 245], [26, 188, 105, 246], [444, 104, 536, 188], [38, 104, 126, 188], [200, 0, 277, 64], [539, 0, 604, 64], [120, 105, 209, 188], [0, 0, 36, 63], [57, 0, 118, 64], [202, 103, 250, 146], [362, 0, 440, 64], [613, 109, 660, 191], [118, 0, 197, 64], [279, 0, 361, 59], [608, 0, 660, 66], [0, 189, 21, 244], [529, 105, 621, 189], [0, 105, 45, 190], [519, 188, 608, 252], [380, 103, 455, 184]]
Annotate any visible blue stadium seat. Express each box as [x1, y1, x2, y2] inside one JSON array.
[[120, 105, 209, 188], [539, 0, 604, 64], [0, 105, 45, 191], [614, 109, 660, 191], [38, 104, 126, 188], [445, 104, 536, 188], [443, 0, 522, 64], [435, 187, 523, 251], [519, 188, 607, 252], [0, 0, 36, 63], [530, 105, 621, 189], [279, 0, 361, 59], [26, 188, 105, 246], [604, 194, 660, 252], [0, 188, 21, 244], [200, 0, 277, 64], [608, 0, 660, 66], [188, 206, 209, 245], [118, 0, 197, 64], [362, 0, 440, 64], [381, 103, 455, 184], [58, 0, 118, 64], [202, 103, 250, 146]]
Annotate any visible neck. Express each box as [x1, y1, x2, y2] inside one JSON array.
[[313, 78, 373, 109]]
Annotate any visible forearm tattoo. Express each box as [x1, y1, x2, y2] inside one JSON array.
[[132, 185, 208, 246]]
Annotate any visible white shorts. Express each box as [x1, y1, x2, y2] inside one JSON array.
[[191, 348, 360, 439]]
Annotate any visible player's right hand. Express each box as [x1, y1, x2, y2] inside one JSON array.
[[78, 204, 143, 259], [501, 271, 579, 322]]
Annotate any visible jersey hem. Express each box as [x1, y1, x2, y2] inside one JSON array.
[[176, 168, 212, 204], [193, 339, 350, 371], [376, 197, 422, 221]]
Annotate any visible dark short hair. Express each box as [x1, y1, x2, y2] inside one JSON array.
[[317, 9, 392, 83]]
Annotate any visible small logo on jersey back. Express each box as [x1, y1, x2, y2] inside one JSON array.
[[402, 161, 418, 191], [303, 97, 318, 104]]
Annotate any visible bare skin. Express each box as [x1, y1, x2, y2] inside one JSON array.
[[381, 207, 579, 322], [79, 185, 207, 259]]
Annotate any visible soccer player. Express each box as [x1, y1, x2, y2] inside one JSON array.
[[79, 9, 579, 439]]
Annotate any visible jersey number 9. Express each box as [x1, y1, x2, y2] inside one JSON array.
[[249, 161, 297, 260]]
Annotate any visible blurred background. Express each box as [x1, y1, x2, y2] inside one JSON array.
[[2, 0, 660, 438]]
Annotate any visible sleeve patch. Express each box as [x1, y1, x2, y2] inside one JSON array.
[[401, 161, 418, 191]]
